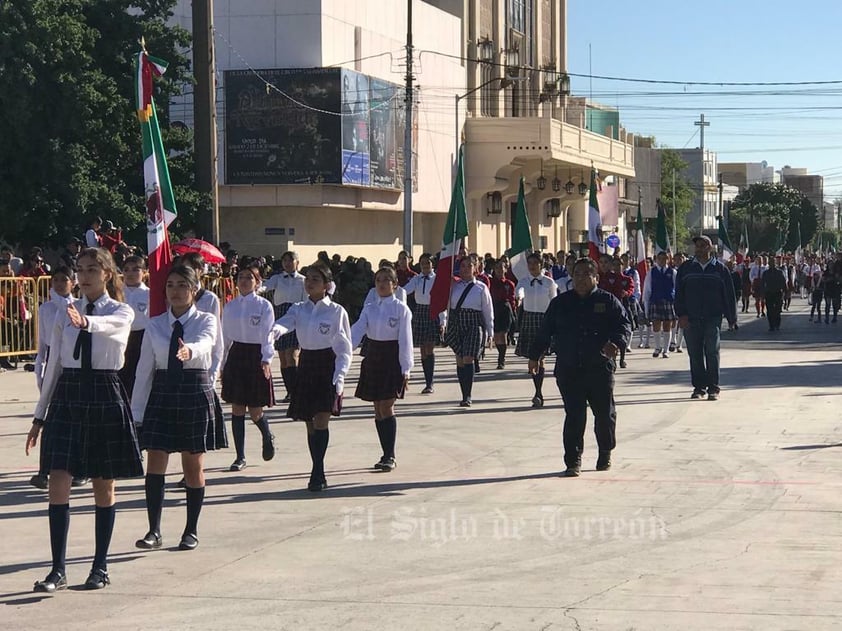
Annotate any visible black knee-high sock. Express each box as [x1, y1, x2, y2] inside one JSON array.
[[311, 428, 330, 480], [254, 415, 272, 441], [374, 418, 388, 456], [184, 486, 205, 536], [380, 415, 397, 459], [421, 355, 433, 387], [144, 473, 165, 534], [463, 363, 475, 399], [48, 503, 70, 574], [280, 366, 291, 393], [231, 414, 246, 460], [93, 505, 116, 571], [286, 365, 297, 392], [532, 366, 545, 397], [456, 365, 466, 399], [496, 344, 506, 364]]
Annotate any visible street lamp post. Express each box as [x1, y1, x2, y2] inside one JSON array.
[[454, 76, 512, 157]]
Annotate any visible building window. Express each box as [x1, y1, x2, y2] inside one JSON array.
[[507, 0, 533, 67]]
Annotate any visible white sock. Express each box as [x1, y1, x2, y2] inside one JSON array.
[[665, 329, 673, 349], [643, 326, 650, 346], [655, 330, 663, 350]]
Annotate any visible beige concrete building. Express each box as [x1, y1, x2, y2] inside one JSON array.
[[172, 0, 634, 262]]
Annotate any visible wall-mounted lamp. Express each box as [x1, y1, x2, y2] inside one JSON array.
[[536, 159, 546, 191], [552, 166, 561, 192], [547, 198, 562, 218], [487, 191, 503, 214], [578, 170, 589, 196], [477, 37, 494, 62], [564, 168, 575, 195]]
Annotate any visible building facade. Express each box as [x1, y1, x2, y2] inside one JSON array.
[[718, 161, 775, 190], [675, 148, 719, 235]]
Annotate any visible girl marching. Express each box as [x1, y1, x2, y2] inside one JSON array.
[[350, 266, 413, 471], [271, 262, 352, 491], [221, 261, 276, 472], [489, 259, 516, 369], [131, 265, 226, 552], [26, 248, 142, 593], [403, 253, 442, 393], [444, 257, 493, 407]]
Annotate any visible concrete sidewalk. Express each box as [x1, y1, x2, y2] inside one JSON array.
[[1, 299, 841, 630]]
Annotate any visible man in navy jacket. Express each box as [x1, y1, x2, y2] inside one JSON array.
[[674, 235, 738, 401]]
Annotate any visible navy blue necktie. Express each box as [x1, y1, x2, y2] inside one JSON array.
[[168, 320, 184, 381], [73, 303, 95, 372], [422, 275, 429, 293], [531, 278, 543, 286]]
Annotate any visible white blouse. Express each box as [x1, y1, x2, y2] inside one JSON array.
[[195, 287, 224, 381], [124, 283, 150, 331], [263, 271, 306, 305], [222, 291, 275, 364], [34, 290, 73, 390], [403, 272, 435, 305], [351, 295, 414, 376], [515, 275, 558, 313], [447, 279, 494, 337], [35, 293, 134, 420], [365, 285, 407, 305], [131, 306, 218, 423], [271, 297, 352, 392]]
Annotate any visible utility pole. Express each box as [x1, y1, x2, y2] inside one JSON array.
[[718, 172, 724, 220], [402, 0, 414, 255], [672, 169, 677, 249], [192, 0, 219, 244], [694, 113, 709, 151]]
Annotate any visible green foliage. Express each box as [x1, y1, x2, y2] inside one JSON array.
[[657, 149, 695, 251], [0, 0, 203, 250], [728, 183, 818, 253]]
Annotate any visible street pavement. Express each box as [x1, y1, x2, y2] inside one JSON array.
[[1, 298, 842, 630]]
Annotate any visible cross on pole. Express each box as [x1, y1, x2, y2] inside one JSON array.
[[694, 113, 710, 150]]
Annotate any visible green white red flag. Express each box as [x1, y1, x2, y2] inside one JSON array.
[[587, 168, 602, 261], [135, 49, 176, 316], [505, 177, 532, 281]]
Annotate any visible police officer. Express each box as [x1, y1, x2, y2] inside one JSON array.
[[761, 257, 787, 331], [529, 258, 631, 477]]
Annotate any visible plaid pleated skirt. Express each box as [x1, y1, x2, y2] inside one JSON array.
[[140, 369, 228, 454], [411, 303, 439, 346], [446, 308, 485, 358], [221, 342, 275, 407], [42, 369, 143, 480], [287, 348, 336, 421], [355, 339, 405, 402], [273, 303, 300, 351], [515, 310, 544, 357], [117, 329, 144, 399], [493, 301, 514, 333], [648, 299, 676, 322]]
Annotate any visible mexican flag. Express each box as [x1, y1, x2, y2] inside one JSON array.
[[795, 221, 803, 264], [587, 167, 602, 261], [717, 215, 733, 261], [135, 49, 176, 317], [654, 199, 671, 254], [429, 145, 468, 319], [635, 203, 647, 286], [505, 177, 532, 281], [738, 222, 750, 260]]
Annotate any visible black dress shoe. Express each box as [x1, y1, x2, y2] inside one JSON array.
[[71, 476, 90, 487], [374, 457, 396, 471], [84, 568, 110, 590], [33, 570, 66, 594], [596, 452, 612, 471], [29, 473, 49, 489], [262, 433, 276, 461], [459, 399, 472, 407], [135, 531, 163, 549], [229, 458, 247, 472], [308, 478, 328, 492], [178, 532, 199, 551], [421, 386, 434, 394], [562, 466, 581, 478]]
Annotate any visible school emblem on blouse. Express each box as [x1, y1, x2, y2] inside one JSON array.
[[250, 314, 261, 326], [388, 316, 399, 328], [137, 302, 147, 313], [318, 322, 331, 335]]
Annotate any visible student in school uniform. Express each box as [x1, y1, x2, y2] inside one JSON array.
[[642, 250, 677, 359], [261, 251, 306, 403], [271, 262, 352, 491], [221, 261, 276, 472], [489, 259, 516, 369], [30, 266, 84, 491], [403, 253, 441, 394], [444, 257, 493, 407], [131, 265, 226, 552], [515, 253, 558, 408], [350, 266, 413, 471], [118, 255, 149, 398], [26, 247, 142, 593]]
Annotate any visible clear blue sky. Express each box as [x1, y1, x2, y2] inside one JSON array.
[[567, 0, 842, 200]]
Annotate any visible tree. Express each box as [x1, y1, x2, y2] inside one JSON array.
[[727, 182, 818, 253], [0, 0, 206, 250], [658, 149, 695, 252]]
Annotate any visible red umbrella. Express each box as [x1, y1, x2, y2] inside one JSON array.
[[172, 238, 226, 264]]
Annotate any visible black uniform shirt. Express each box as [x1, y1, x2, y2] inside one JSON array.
[[529, 287, 631, 373]]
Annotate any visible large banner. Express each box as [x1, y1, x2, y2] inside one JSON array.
[[225, 68, 410, 190]]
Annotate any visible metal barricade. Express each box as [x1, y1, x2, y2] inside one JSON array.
[[0, 276, 39, 362], [202, 274, 238, 305]]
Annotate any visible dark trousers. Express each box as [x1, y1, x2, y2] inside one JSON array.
[[556, 365, 617, 467], [683, 318, 721, 394], [766, 291, 783, 329]]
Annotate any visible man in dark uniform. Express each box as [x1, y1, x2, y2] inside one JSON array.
[[761, 257, 787, 331], [529, 258, 631, 477]]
